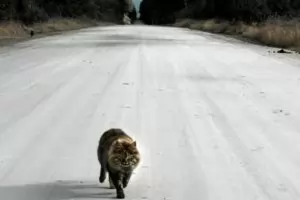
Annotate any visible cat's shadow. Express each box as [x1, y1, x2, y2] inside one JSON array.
[[0, 180, 115, 200]]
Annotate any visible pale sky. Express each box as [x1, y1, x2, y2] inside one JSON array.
[[133, 0, 142, 12]]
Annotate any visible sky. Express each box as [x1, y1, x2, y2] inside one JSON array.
[[133, 0, 142, 12]]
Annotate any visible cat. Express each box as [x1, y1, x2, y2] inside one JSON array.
[[97, 128, 141, 199]]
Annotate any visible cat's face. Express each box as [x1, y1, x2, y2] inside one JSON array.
[[109, 140, 140, 169]]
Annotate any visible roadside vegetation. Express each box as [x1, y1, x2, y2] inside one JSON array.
[[0, 0, 136, 41], [140, 0, 300, 52]]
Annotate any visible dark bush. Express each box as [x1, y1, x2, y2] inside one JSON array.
[[140, 0, 182, 24], [21, 5, 49, 25], [139, 0, 300, 24], [0, 0, 134, 24], [0, 0, 16, 20]]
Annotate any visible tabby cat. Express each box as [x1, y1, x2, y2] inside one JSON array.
[[97, 128, 141, 199]]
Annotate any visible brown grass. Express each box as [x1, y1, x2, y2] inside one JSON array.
[[174, 18, 300, 51], [255, 24, 300, 48], [173, 18, 197, 28], [31, 18, 99, 34], [0, 21, 28, 39], [0, 18, 112, 42]]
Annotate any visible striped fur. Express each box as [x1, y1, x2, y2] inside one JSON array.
[[97, 128, 140, 199]]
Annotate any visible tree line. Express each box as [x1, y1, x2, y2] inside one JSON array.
[[139, 0, 300, 25], [0, 0, 136, 24]]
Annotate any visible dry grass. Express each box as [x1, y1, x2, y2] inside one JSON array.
[[255, 24, 300, 48], [0, 21, 28, 39], [31, 18, 98, 34], [174, 18, 300, 51], [173, 18, 197, 28], [0, 18, 110, 42]]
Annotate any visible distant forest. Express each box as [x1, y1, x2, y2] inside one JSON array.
[[139, 0, 300, 24], [0, 0, 137, 24], [2, 0, 299, 26]]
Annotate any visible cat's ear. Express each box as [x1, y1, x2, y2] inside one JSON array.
[[132, 141, 137, 146]]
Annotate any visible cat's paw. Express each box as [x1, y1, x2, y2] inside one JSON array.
[[117, 191, 125, 199]]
